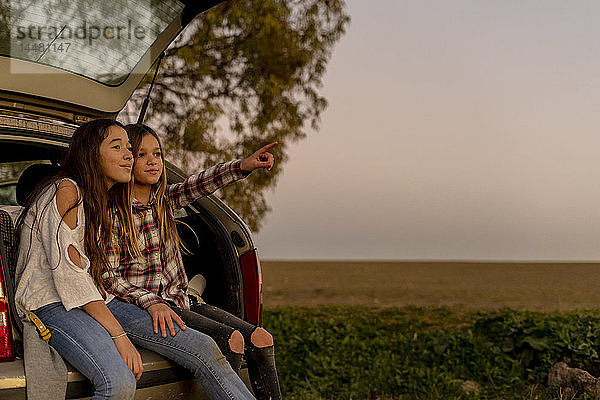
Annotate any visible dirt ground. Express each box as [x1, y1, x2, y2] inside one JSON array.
[[260, 260, 600, 311]]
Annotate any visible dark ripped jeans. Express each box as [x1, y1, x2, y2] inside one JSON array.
[[171, 302, 282, 400]]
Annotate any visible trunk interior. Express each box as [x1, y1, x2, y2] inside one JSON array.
[[178, 213, 243, 318]]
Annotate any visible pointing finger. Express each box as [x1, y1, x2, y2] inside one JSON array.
[[258, 142, 278, 153]]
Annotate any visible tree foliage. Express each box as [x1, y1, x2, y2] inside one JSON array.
[[120, 0, 350, 231]]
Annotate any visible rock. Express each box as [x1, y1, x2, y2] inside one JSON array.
[[461, 380, 481, 394], [548, 361, 600, 397]]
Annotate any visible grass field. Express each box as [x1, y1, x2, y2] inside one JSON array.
[[260, 261, 600, 399], [261, 260, 600, 311], [262, 306, 600, 400]]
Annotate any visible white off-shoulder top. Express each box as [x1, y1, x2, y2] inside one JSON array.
[[14, 178, 113, 317]]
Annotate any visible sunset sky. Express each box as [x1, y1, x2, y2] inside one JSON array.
[[254, 0, 600, 261]]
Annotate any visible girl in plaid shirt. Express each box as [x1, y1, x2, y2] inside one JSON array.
[[17, 119, 256, 400], [108, 124, 281, 400]]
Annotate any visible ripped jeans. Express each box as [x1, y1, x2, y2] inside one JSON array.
[[171, 302, 282, 400], [34, 299, 256, 400]]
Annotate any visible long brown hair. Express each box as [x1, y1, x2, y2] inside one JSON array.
[[16, 119, 138, 297], [125, 124, 184, 254]]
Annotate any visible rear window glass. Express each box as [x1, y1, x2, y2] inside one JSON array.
[[0, 160, 51, 206], [2, 0, 184, 85]]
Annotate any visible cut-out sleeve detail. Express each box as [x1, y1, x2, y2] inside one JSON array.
[[39, 180, 103, 311]]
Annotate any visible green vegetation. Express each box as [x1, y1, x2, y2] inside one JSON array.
[[263, 306, 600, 399]]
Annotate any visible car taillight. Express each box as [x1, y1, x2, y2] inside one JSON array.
[[0, 258, 14, 361], [240, 249, 262, 326]]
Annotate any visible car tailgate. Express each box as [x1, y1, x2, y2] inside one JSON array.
[[0, 347, 251, 399]]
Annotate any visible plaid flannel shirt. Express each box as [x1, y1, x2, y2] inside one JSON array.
[[106, 160, 249, 309]]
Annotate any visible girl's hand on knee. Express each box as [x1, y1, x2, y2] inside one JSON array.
[[147, 303, 186, 337], [114, 336, 143, 381]]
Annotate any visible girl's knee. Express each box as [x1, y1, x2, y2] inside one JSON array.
[[229, 330, 245, 354], [100, 367, 136, 400], [192, 331, 224, 358], [250, 327, 274, 348]]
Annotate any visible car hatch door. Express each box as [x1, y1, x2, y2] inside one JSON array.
[[0, 0, 224, 122]]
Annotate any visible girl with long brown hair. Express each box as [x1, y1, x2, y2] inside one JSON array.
[[15, 119, 257, 400], [107, 123, 282, 400], [14, 119, 141, 399]]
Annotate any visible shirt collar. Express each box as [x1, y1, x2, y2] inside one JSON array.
[[132, 190, 158, 209]]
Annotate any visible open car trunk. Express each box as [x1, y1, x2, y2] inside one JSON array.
[[0, 137, 246, 323], [0, 1, 266, 395], [0, 137, 248, 399]]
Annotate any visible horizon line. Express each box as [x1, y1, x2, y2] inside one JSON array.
[[260, 258, 600, 263]]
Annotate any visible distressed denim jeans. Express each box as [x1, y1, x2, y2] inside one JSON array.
[[172, 302, 283, 400], [34, 301, 136, 400], [35, 299, 256, 400]]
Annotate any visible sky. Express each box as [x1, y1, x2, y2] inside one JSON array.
[[254, 0, 600, 261]]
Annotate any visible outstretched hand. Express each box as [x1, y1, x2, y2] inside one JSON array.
[[240, 142, 278, 172]]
